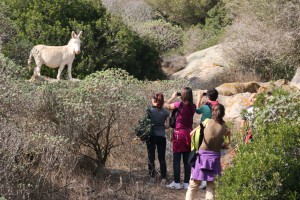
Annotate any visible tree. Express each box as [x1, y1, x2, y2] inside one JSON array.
[[56, 69, 146, 176], [146, 0, 219, 26], [2, 0, 162, 80]]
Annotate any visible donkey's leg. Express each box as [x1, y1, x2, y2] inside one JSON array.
[[30, 67, 37, 81], [67, 64, 73, 80], [57, 64, 65, 80], [36, 65, 41, 77], [30, 62, 42, 81]]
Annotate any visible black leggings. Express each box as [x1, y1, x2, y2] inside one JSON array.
[[146, 136, 167, 179], [173, 152, 191, 183]]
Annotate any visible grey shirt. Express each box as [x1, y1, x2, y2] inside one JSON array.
[[149, 107, 169, 137]]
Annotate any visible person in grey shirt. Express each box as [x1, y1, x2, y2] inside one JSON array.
[[147, 93, 170, 185]]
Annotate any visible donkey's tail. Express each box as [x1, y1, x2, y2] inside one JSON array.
[[27, 48, 35, 70]]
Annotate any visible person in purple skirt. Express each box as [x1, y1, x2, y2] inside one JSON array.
[[185, 104, 230, 200]]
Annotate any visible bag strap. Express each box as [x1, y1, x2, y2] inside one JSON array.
[[146, 106, 154, 121], [175, 102, 183, 116], [195, 119, 209, 150]]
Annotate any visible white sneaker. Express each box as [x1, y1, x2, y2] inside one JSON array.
[[166, 181, 182, 190], [199, 181, 207, 189], [183, 182, 189, 189]]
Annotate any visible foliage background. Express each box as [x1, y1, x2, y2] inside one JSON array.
[[1, 0, 300, 199], [0, 53, 188, 199], [1, 0, 163, 80], [216, 90, 300, 199]]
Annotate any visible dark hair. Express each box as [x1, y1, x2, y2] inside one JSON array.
[[207, 88, 218, 101], [181, 87, 193, 104], [153, 93, 164, 109], [212, 104, 225, 124]]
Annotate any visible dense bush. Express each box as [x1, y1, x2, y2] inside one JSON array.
[[0, 56, 76, 199], [179, 0, 233, 54], [145, 0, 219, 26], [1, 0, 162, 80], [0, 2, 16, 52], [0, 54, 188, 199], [102, 0, 154, 23], [131, 19, 183, 54], [225, 0, 300, 81], [216, 90, 300, 199]]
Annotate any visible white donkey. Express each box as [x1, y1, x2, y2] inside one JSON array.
[[28, 31, 82, 81]]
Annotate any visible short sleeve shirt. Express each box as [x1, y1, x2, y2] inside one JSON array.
[[195, 105, 212, 123], [149, 107, 169, 137]]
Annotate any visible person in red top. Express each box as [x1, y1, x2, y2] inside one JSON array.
[[165, 87, 196, 190]]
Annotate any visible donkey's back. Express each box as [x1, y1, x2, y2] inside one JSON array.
[[30, 44, 71, 69], [28, 31, 82, 81]]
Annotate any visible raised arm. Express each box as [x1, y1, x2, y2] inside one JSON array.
[[164, 92, 178, 110], [196, 91, 205, 108]]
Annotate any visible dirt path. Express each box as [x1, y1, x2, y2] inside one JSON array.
[[108, 147, 235, 200], [161, 188, 205, 200], [140, 147, 235, 200]]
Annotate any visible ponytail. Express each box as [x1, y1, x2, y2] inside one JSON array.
[[153, 93, 164, 109]]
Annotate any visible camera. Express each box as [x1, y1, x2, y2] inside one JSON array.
[[177, 92, 181, 96], [203, 92, 207, 96]]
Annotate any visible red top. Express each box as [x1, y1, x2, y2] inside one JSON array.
[[172, 101, 196, 152]]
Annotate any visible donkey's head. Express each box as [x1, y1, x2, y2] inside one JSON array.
[[68, 31, 82, 55]]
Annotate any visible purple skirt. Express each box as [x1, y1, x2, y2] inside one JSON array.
[[190, 150, 221, 181]]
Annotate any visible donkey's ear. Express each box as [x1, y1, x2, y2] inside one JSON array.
[[71, 31, 76, 38], [77, 31, 83, 38]]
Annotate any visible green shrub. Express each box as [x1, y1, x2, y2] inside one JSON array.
[[1, 0, 162, 80], [216, 90, 300, 199], [131, 19, 183, 54], [0, 53, 30, 80], [181, 0, 232, 54], [0, 2, 16, 51], [0, 52, 188, 198], [146, 0, 219, 26]]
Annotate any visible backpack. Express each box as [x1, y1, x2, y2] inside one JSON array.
[[169, 102, 183, 128], [188, 120, 207, 167], [134, 107, 154, 141]]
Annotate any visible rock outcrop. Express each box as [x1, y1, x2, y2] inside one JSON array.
[[170, 44, 230, 89], [216, 82, 260, 96]]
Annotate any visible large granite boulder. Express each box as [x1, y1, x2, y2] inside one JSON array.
[[216, 82, 261, 96], [193, 89, 253, 122], [218, 93, 253, 121], [170, 44, 231, 89]]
